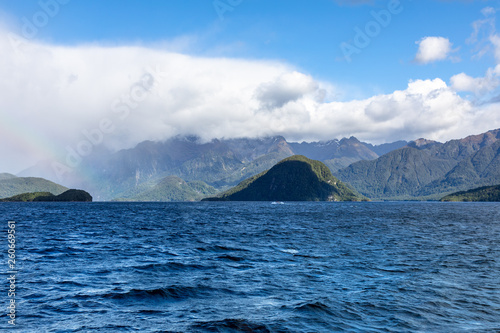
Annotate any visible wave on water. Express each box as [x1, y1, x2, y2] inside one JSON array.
[[104, 285, 237, 302], [217, 254, 246, 262], [196, 245, 251, 253], [190, 319, 272, 332], [280, 249, 299, 254], [292, 301, 334, 315], [132, 262, 214, 272], [7, 202, 500, 332]]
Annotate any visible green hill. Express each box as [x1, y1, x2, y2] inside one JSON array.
[[440, 185, 500, 202], [0, 173, 17, 181], [35, 189, 93, 202], [0, 192, 54, 202], [1, 190, 92, 202], [0, 176, 68, 199], [204, 155, 365, 201]]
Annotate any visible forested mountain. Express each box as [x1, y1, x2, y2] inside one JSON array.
[[204, 155, 364, 202], [440, 185, 500, 202], [0, 175, 68, 199], [336, 129, 500, 200], [11, 129, 500, 201], [19, 135, 404, 201]]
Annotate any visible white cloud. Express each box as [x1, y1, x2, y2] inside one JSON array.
[[467, 6, 497, 60], [255, 72, 319, 109], [481, 7, 496, 17], [489, 34, 500, 63], [451, 66, 500, 95], [307, 78, 476, 143], [450, 8, 500, 100], [0, 26, 499, 174], [415, 36, 455, 64]]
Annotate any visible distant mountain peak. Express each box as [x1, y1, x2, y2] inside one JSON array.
[[342, 136, 360, 143], [407, 138, 441, 149], [458, 128, 500, 146], [272, 135, 287, 142]]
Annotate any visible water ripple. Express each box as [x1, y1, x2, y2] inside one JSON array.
[[1, 202, 499, 332]]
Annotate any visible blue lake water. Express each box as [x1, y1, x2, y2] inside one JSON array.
[[1, 202, 500, 332]]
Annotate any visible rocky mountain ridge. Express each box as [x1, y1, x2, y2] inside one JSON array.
[[20, 135, 406, 200], [336, 129, 500, 200]]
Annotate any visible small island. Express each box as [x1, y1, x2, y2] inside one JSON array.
[[203, 155, 366, 202], [440, 185, 500, 202], [0, 189, 93, 202]]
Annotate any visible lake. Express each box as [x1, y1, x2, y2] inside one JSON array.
[[1, 202, 499, 332]]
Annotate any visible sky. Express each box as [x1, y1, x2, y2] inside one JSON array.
[[1, 0, 500, 174]]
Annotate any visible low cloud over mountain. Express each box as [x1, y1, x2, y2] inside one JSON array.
[[1, 22, 500, 172]]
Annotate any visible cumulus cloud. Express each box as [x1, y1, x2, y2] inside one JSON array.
[[0, 26, 499, 173], [451, 66, 500, 95], [307, 78, 476, 143], [415, 36, 456, 64], [255, 72, 319, 109]]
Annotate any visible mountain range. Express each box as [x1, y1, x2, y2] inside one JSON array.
[[19, 136, 407, 201], [11, 128, 500, 201], [336, 129, 500, 200]]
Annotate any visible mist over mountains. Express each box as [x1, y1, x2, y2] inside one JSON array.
[[13, 128, 500, 201], [18, 135, 407, 201]]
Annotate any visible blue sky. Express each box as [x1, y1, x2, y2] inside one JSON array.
[[0, 0, 495, 97], [1, 0, 500, 173]]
